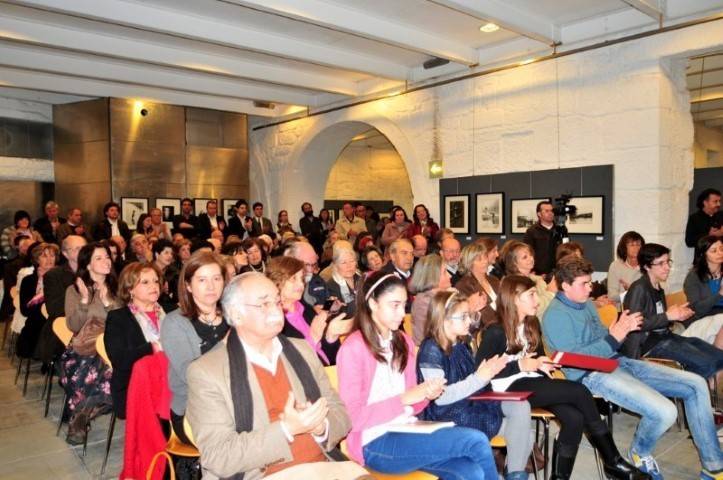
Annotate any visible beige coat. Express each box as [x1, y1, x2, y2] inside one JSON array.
[[186, 336, 351, 480]]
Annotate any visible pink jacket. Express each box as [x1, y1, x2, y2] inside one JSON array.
[[336, 330, 428, 465]]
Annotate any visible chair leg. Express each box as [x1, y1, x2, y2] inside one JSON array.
[[41, 361, 52, 400], [100, 411, 117, 476], [593, 448, 605, 480], [543, 419, 550, 480], [1, 318, 9, 350], [14, 356, 22, 384], [56, 391, 68, 436], [44, 367, 54, 417], [22, 358, 31, 396], [82, 421, 90, 457], [607, 402, 614, 435]]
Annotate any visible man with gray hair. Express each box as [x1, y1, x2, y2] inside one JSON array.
[[186, 272, 356, 479], [34, 200, 66, 243]]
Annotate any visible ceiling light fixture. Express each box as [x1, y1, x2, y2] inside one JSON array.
[[479, 23, 499, 33]]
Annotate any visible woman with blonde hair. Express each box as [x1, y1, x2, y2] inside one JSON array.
[[458, 242, 501, 329], [409, 253, 451, 345], [503, 240, 555, 316]]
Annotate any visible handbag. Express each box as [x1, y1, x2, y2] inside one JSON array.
[[70, 316, 104, 357], [147, 451, 175, 480]]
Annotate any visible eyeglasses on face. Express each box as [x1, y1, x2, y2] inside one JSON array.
[[651, 259, 673, 267], [448, 311, 481, 323], [243, 299, 283, 312]]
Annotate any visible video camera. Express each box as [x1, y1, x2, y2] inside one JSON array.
[[552, 194, 577, 243]]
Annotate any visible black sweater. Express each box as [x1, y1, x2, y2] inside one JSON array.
[[621, 275, 670, 359]]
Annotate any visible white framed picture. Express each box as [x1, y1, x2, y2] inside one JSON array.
[[444, 194, 470, 234], [566, 196, 605, 235], [121, 197, 148, 230], [476, 192, 504, 234], [511, 198, 549, 234], [194, 198, 216, 217], [155, 198, 180, 230]]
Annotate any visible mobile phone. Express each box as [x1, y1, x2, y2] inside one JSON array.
[[322, 299, 335, 311]]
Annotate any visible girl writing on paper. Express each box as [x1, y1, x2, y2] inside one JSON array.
[[475, 275, 647, 480], [336, 271, 498, 479]]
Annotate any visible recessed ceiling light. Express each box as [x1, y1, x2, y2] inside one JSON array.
[[479, 23, 499, 33]]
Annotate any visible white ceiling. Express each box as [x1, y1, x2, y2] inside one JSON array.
[[0, 0, 722, 116]]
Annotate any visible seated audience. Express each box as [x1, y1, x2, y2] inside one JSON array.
[[683, 235, 723, 346], [135, 213, 153, 240], [197, 200, 226, 240], [352, 231, 374, 254], [160, 251, 228, 444], [477, 237, 500, 276], [2, 210, 42, 258], [108, 236, 129, 274], [16, 242, 59, 360], [173, 238, 192, 267], [186, 272, 358, 479], [325, 241, 361, 318], [440, 236, 462, 282], [129, 233, 152, 264], [686, 188, 723, 248], [381, 206, 412, 248], [285, 240, 329, 309], [221, 240, 250, 275], [477, 275, 646, 480], [172, 198, 198, 239], [337, 271, 498, 479], [105, 263, 165, 419], [417, 289, 534, 480], [320, 229, 340, 268], [94, 201, 131, 243], [0, 236, 33, 319], [266, 256, 350, 365], [335, 202, 367, 241], [409, 254, 451, 345], [503, 240, 554, 316], [607, 231, 644, 306], [242, 237, 266, 273], [407, 204, 439, 243], [410, 234, 428, 263], [147, 208, 172, 241], [34, 200, 66, 243], [382, 237, 414, 280], [457, 242, 501, 330], [360, 245, 384, 274], [152, 239, 178, 312], [56, 208, 92, 242], [552, 242, 612, 309], [622, 243, 723, 380], [60, 242, 117, 444], [543, 257, 723, 480]]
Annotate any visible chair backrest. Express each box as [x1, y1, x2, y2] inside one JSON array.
[[665, 290, 687, 307], [325, 365, 339, 391], [10, 286, 19, 309], [597, 304, 618, 328], [403, 314, 413, 336], [41, 303, 48, 318], [96, 333, 112, 368], [52, 317, 73, 347]]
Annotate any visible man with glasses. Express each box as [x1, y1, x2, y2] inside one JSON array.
[[623, 243, 723, 379], [439, 237, 462, 283], [186, 272, 359, 479], [285, 240, 329, 311], [543, 256, 723, 480]]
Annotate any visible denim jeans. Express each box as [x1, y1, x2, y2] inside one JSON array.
[[363, 426, 498, 480], [645, 333, 723, 379], [582, 356, 723, 471]]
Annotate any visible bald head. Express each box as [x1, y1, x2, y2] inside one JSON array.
[[62, 235, 87, 270]]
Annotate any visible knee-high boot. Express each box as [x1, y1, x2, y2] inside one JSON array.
[[550, 440, 578, 480], [587, 427, 651, 480]]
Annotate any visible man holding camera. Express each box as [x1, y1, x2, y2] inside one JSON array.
[[523, 200, 560, 275]]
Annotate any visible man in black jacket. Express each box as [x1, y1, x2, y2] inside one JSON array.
[[685, 188, 723, 248], [523, 200, 559, 276], [227, 199, 253, 240], [623, 243, 723, 379], [299, 202, 324, 254], [172, 198, 198, 239], [93, 201, 131, 243], [197, 199, 226, 239], [34, 201, 66, 243]]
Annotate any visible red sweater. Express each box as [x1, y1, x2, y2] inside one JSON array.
[[121, 352, 172, 480]]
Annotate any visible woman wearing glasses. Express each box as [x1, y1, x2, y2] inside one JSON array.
[[623, 243, 723, 379], [477, 275, 646, 480], [417, 288, 533, 480]]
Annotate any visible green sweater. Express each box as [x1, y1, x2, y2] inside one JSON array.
[[541, 294, 621, 381]]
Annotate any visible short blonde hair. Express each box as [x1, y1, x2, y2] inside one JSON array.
[[30, 242, 59, 266], [409, 254, 444, 294], [117, 262, 162, 305], [458, 242, 488, 275]]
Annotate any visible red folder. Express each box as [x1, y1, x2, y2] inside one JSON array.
[[552, 351, 619, 373], [470, 391, 533, 401]]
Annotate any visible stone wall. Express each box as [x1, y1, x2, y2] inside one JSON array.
[[250, 20, 723, 288]]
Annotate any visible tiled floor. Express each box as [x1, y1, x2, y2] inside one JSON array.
[[0, 345, 712, 479]]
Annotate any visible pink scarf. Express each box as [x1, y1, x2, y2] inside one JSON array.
[[285, 300, 330, 365]]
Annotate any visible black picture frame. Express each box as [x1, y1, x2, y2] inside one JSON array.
[[443, 194, 470, 234]]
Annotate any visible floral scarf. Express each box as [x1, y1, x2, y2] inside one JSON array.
[[128, 302, 165, 343]]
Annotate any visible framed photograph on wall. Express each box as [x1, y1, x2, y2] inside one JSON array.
[[566, 196, 605, 235], [444, 194, 470, 234], [476, 192, 504, 234], [222, 199, 239, 219], [155, 198, 180, 230], [194, 198, 216, 217], [327, 209, 336, 224], [511, 198, 549, 234], [121, 197, 148, 230]]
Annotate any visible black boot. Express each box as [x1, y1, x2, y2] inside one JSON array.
[[588, 430, 651, 480], [550, 440, 578, 480]]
